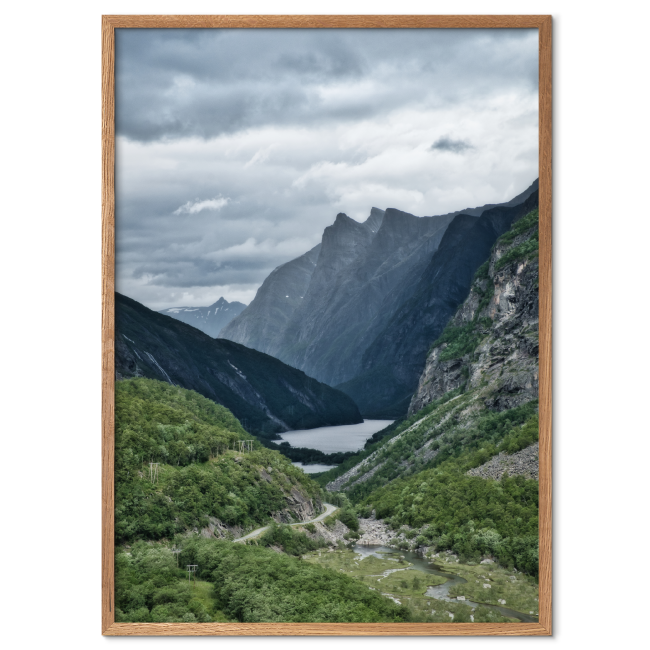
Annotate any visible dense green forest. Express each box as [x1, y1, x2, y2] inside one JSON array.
[[324, 399, 540, 575], [116, 538, 414, 623], [115, 378, 321, 543]]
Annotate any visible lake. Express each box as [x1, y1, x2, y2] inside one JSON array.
[[291, 462, 338, 474], [279, 420, 394, 453]]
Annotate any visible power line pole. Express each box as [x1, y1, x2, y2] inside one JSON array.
[[186, 564, 198, 587], [149, 462, 160, 483], [171, 547, 181, 568]]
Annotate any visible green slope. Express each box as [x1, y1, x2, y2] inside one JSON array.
[[115, 378, 322, 543]]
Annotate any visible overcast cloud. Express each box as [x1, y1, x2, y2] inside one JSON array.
[[115, 28, 538, 310]]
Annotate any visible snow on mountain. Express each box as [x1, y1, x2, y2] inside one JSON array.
[[158, 297, 246, 338]]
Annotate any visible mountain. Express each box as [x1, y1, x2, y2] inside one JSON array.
[[318, 205, 540, 575], [220, 180, 538, 417], [220, 244, 321, 355], [115, 292, 362, 438], [409, 205, 540, 415], [159, 297, 246, 338], [338, 189, 539, 417]]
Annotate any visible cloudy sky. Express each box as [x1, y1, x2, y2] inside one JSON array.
[[115, 28, 538, 310]]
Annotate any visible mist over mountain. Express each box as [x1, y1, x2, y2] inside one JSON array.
[[220, 180, 538, 417], [159, 297, 246, 338]]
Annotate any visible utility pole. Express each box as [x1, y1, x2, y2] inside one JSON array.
[[149, 462, 160, 483], [186, 564, 198, 587], [171, 547, 181, 568]]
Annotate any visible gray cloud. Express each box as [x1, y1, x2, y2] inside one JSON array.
[[116, 29, 538, 143], [431, 136, 474, 153], [115, 28, 539, 310]]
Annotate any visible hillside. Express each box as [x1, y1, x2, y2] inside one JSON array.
[[114, 378, 324, 543], [319, 207, 541, 575], [115, 292, 362, 438], [159, 297, 246, 338], [114, 378, 417, 624]]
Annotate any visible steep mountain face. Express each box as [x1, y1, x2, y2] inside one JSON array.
[[159, 297, 246, 338], [339, 190, 539, 417], [276, 209, 455, 387], [115, 292, 362, 438], [219, 244, 321, 355], [324, 204, 540, 496], [409, 206, 540, 414], [219, 180, 538, 419]]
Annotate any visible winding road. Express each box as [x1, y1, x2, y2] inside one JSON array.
[[234, 503, 338, 543]]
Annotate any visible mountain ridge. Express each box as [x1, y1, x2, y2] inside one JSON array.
[[159, 297, 246, 338], [115, 292, 362, 438]]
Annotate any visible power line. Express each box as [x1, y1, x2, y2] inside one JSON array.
[[186, 564, 198, 588]]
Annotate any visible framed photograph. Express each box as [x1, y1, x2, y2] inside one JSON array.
[[102, 15, 551, 636]]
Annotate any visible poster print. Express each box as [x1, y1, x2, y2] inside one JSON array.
[[103, 15, 551, 636]]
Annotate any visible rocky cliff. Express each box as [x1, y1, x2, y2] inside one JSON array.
[[219, 244, 321, 354], [339, 189, 539, 417], [324, 205, 540, 495], [219, 180, 538, 418], [409, 205, 540, 414]]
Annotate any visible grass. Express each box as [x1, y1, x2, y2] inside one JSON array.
[[431, 555, 539, 615], [303, 548, 518, 622]]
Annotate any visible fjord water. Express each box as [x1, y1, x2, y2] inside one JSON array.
[[279, 419, 394, 453], [291, 462, 338, 474]]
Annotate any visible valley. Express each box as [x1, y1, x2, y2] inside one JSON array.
[[114, 185, 542, 625]]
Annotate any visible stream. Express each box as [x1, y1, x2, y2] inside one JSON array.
[[353, 544, 538, 623]]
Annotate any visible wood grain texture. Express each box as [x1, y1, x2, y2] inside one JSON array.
[[101, 14, 116, 635], [101, 15, 552, 636], [103, 622, 548, 636], [102, 15, 550, 28], [537, 14, 553, 637]]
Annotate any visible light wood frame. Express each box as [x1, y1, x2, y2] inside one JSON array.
[[102, 14, 552, 636]]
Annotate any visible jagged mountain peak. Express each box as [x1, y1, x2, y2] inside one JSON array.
[[364, 207, 386, 233]]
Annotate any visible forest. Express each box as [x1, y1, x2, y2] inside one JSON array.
[[115, 378, 321, 543]]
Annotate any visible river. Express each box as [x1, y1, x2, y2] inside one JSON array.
[[353, 544, 538, 623]]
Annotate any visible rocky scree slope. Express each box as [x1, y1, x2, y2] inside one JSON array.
[[159, 297, 246, 338], [115, 292, 362, 438]]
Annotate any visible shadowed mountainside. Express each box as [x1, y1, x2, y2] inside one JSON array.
[[115, 292, 362, 438]]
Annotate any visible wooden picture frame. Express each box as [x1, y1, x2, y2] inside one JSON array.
[[102, 14, 552, 636]]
